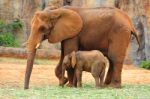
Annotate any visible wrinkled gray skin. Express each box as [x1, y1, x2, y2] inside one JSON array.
[[60, 50, 109, 88]]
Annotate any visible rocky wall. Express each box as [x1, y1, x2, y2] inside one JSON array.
[[1, 0, 150, 64]]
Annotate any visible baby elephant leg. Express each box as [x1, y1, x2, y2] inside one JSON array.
[[100, 68, 105, 87], [75, 69, 82, 87], [73, 69, 77, 87], [93, 76, 100, 88], [92, 67, 100, 88]]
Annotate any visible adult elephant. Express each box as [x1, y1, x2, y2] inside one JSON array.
[[24, 6, 140, 89]]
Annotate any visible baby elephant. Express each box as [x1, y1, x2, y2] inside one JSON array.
[[60, 50, 109, 88]]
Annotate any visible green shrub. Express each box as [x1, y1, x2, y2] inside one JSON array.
[[0, 32, 19, 47], [140, 61, 150, 69], [0, 20, 22, 47]]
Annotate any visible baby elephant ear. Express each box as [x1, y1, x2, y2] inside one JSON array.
[[71, 51, 76, 68]]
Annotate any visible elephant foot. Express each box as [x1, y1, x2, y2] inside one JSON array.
[[99, 84, 105, 88], [104, 80, 111, 85], [66, 83, 73, 87], [95, 86, 100, 89], [63, 77, 68, 85], [107, 83, 121, 88], [59, 77, 68, 86], [24, 86, 29, 90], [102, 84, 108, 88]]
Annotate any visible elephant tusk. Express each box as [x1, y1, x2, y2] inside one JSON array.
[[36, 43, 40, 49]]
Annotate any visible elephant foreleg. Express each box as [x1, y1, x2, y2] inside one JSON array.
[[55, 52, 68, 86], [62, 37, 78, 87], [76, 69, 82, 87], [73, 69, 77, 87]]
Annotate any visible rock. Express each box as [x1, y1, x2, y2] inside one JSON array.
[[0, 46, 60, 59], [40, 40, 61, 50]]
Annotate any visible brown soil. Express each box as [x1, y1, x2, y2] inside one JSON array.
[[0, 60, 150, 88]]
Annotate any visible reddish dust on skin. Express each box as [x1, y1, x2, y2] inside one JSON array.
[[0, 61, 150, 88]]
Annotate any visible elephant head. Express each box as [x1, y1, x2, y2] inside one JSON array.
[[24, 8, 83, 89]]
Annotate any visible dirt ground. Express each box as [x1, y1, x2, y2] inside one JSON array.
[[0, 59, 150, 88]]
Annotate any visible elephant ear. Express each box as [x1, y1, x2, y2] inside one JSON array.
[[70, 51, 76, 68], [47, 8, 83, 43]]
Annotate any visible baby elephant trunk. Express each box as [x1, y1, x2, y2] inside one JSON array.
[[103, 57, 110, 83]]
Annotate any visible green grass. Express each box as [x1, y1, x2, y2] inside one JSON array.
[[0, 57, 150, 98], [0, 84, 150, 99]]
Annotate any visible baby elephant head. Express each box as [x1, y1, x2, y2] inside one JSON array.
[[60, 51, 77, 87], [63, 51, 77, 68]]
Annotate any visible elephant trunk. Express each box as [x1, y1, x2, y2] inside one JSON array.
[[24, 50, 36, 89], [24, 29, 45, 89]]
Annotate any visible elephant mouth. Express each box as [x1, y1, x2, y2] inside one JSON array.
[[35, 34, 47, 49], [35, 31, 51, 49]]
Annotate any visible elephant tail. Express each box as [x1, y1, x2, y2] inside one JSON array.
[[131, 30, 141, 52], [103, 57, 109, 83]]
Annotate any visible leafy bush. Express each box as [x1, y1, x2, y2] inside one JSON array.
[[0, 20, 22, 47], [0, 32, 19, 47], [140, 61, 150, 69]]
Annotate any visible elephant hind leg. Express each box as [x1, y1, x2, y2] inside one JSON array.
[[94, 77, 100, 88], [92, 73, 100, 88], [100, 68, 105, 87], [108, 51, 127, 88], [91, 66, 100, 88], [107, 30, 130, 88], [110, 62, 123, 88]]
